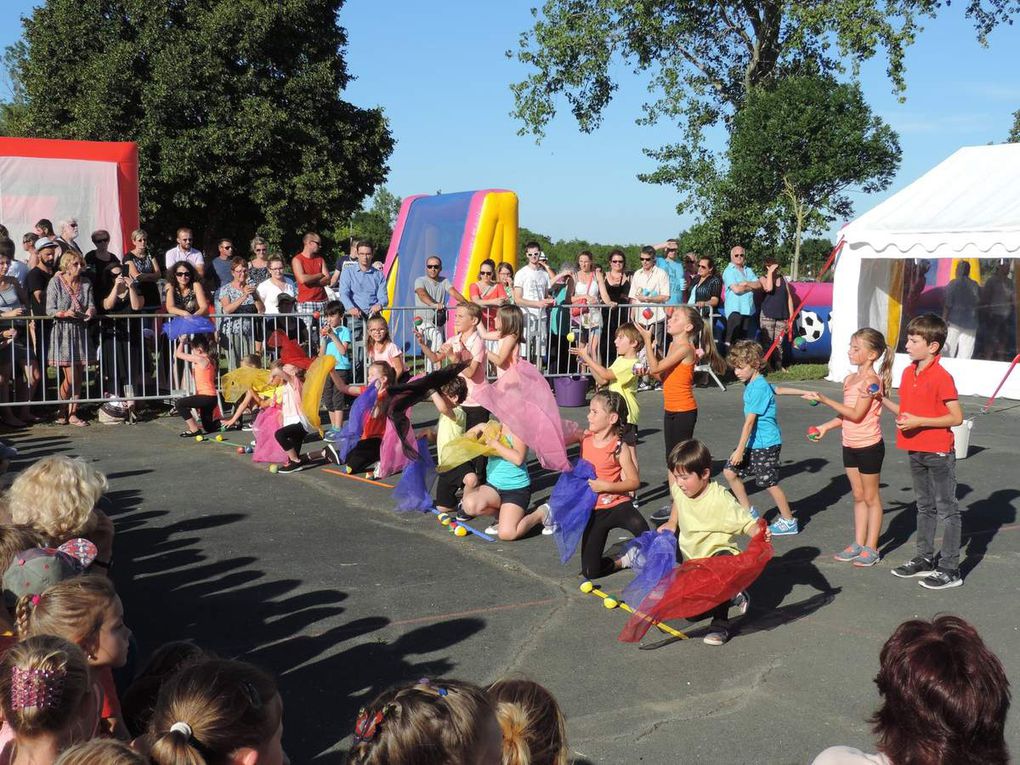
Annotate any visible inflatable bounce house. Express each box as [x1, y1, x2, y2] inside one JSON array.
[[0, 137, 139, 256], [383, 190, 518, 352]]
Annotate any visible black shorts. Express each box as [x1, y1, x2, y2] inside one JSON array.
[[663, 409, 698, 458], [321, 370, 349, 412], [725, 444, 781, 488], [488, 484, 532, 511], [842, 440, 885, 475], [435, 463, 475, 508]]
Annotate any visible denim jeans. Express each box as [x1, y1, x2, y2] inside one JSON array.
[[909, 450, 961, 571]]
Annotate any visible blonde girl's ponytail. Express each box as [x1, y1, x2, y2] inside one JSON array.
[[496, 701, 533, 765], [678, 305, 726, 376], [853, 328, 893, 392]]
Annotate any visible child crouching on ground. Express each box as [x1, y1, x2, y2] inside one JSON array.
[[426, 376, 479, 519], [320, 362, 396, 476], [658, 439, 770, 646]]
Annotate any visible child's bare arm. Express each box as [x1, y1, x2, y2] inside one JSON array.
[[730, 413, 756, 465], [897, 399, 964, 430], [430, 390, 456, 420]]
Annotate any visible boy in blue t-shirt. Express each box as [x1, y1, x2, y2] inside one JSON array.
[[722, 340, 798, 536], [319, 300, 352, 437]]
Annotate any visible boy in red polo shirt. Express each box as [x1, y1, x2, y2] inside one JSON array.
[[881, 314, 964, 589]]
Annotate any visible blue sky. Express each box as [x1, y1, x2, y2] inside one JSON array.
[[3, 1, 1018, 244]]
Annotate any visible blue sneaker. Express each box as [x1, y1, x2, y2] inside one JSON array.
[[769, 517, 799, 536], [324, 429, 342, 443], [747, 506, 760, 520]]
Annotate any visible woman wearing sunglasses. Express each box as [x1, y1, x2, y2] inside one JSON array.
[[600, 249, 631, 366], [164, 261, 208, 318], [469, 258, 508, 336]]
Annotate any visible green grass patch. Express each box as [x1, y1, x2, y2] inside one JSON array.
[[764, 363, 829, 382]]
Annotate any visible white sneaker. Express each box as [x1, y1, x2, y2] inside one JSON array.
[[617, 544, 642, 570], [484, 524, 499, 536], [538, 503, 557, 535]]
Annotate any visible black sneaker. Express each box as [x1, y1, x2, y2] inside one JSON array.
[[890, 555, 935, 578], [454, 502, 471, 523], [278, 459, 307, 474], [919, 569, 963, 590], [322, 443, 340, 465], [180, 429, 204, 438], [650, 504, 672, 524]]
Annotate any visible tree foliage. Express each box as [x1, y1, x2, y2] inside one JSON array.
[[510, 1, 1016, 213], [349, 187, 403, 253], [1009, 109, 1020, 142], [3, 0, 394, 254], [727, 75, 900, 278], [518, 227, 642, 269]]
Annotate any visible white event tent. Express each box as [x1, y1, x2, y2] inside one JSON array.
[[829, 144, 1020, 400]]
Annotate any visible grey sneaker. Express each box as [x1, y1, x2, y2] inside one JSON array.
[[650, 504, 673, 524], [890, 555, 935, 578], [919, 569, 963, 590], [833, 543, 863, 562], [852, 546, 880, 567], [731, 590, 750, 617]]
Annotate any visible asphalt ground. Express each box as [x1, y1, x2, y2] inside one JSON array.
[[3, 379, 1018, 764]]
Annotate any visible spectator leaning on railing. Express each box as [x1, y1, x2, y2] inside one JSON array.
[[721, 245, 761, 352]]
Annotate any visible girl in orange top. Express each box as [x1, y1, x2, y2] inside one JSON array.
[[560, 391, 644, 580], [174, 335, 220, 436], [319, 362, 396, 476], [636, 306, 725, 505], [779, 328, 893, 567]]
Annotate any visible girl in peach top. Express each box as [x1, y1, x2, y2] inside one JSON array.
[[779, 328, 893, 567]]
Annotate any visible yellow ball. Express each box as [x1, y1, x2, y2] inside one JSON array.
[[194, 434, 204, 442], [579, 581, 594, 593], [269, 464, 279, 474], [215, 434, 224, 442], [440, 516, 452, 526], [454, 526, 468, 537], [566, 332, 575, 342], [603, 598, 618, 609]]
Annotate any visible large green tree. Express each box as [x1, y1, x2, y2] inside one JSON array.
[[349, 186, 402, 253], [727, 74, 900, 278], [3, 0, 394, 254], [510, 1, 1016, 214]]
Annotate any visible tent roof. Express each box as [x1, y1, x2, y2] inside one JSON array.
[[839, 143, 1020, 257]]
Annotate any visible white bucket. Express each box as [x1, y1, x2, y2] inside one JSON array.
[[951, 419, 973, 460]]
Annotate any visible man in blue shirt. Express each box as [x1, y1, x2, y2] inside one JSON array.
[[338, 240, 388, 375], [654, 238, 688, 310], [721, 245, 761, 352]]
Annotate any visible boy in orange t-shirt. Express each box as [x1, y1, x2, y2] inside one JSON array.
[[881, 314, 964, 590]]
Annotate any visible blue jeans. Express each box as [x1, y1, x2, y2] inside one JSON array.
[[909, 450, 961, 571]]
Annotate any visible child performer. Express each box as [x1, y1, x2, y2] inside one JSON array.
[[778, 328, 893, 565], [273, 362, 314, 473], [319, 299, 352, 437], [659, 439, 770, 645], [366, 315, 404, 379], [570, 325, 643, 504], [881, 314, 964, 590], [484, 304, 523, 377], [427, 376, 478, 519], [636, 305, 725, 524], [723, 340, 798, 536], [174, 335, 220, 436], [321, 362, 395, 476], [459, 420, 538, 540], [564, 391, 645, 579], [219, 354, 268, 430]]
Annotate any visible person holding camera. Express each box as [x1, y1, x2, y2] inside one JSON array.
[[99, 261, 144, 397], [46, 250, 96, 425]]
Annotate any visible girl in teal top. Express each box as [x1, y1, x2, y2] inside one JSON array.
[[460, 422, 548, 541]]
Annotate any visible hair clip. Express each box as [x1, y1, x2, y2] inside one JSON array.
[[353, 708, 385, 743], [30, 595, 41, 607], [416, 678, 448, 696], [239, 680, 263, 710], [11, 667, 65, 711]]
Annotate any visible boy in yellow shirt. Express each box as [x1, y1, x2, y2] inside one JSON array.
[[658, 438, 770, 645]]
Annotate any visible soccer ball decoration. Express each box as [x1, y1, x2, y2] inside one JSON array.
[[796, 310, 825, 344]]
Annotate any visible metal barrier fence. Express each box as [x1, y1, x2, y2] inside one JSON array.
[[0, 303, 724, 408]]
